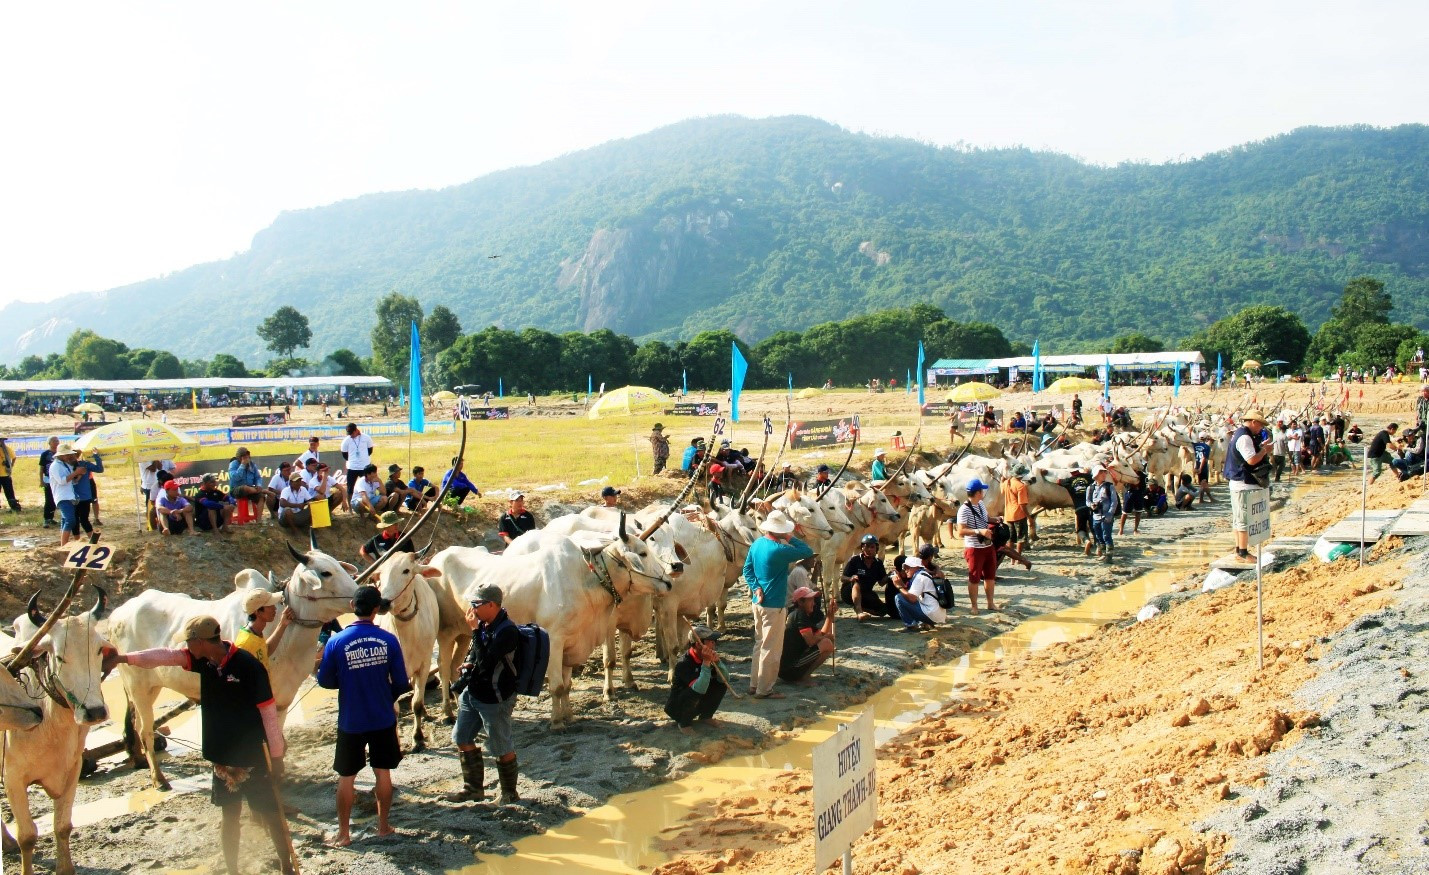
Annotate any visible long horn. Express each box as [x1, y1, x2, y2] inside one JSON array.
[[620, 511, 629, 540], [267, 571, 280, 592], [309, 527, 319, 551], [884, 417, 921, 483], [90, 586, 107, 620], [6, 532, 101, 674], [641, 419, 721, 540], [285, 540, 309, 566], [738, 412, 776, 511], [749, 393, 793, 504], [26, 593, 45, 626], [817, 415, 861, 500], [355, 419, 469, 585]]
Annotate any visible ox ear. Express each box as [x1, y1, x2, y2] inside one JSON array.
[[417, 566, 442, 579], [27, 592, 46, 626], [338, 561, 359, 575], [90, 586, 107, 620]]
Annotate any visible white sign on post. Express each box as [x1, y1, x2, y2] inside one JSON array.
[[1246, 489, 1271, 547], [813, 709, 878, 872]]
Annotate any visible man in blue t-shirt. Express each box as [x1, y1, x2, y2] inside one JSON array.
[[317, 586, 410, 847], [1192, 434, 1213, 503], [742, 511, 813, 698]]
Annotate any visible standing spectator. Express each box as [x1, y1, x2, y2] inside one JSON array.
[[194, 474, 236, 533], [39, 435, 59, 527], [1088, 465, 1119, 561], [664, 624, 728, 734], [778, 586, 837, 684], [48, 443, 85, 547], [1058, 464, 1094, 550], [114, 616, 294, 875], [1224, 410, 1271, 560], [317, 586, 410, 847], [1070, 393, 1083, 426], [441, 458, 480, 507], [890, 555, 946, 631], [955, 478, 1000, 612], [228, 448, 266, 513], [406, 466, 437, 510], [0, 436, 22, 513], [1119, 468, 1147, 536], [497, 493, 537, 545], [1417, 386, 1429, 433], [1306, 418, 1326, 470], [352, 465, 400, 518], [156, 481, 196, 535], [71, 450, 105, 535], [649, 424, 670, 476], [340, 423, 374, 503], [1004, 464, 1032, 552], [1270, 419, 1289, 483], [450, 583, 522, 804], [1193, 433, 1214, 502], [139, 458, 176, 529], [742, 510, 812, 698], [1286, 419, 1304, 475], [277, 471, 315, 530], [235, 590, 293, 672], [1366, 423, 1399, 485], [870, 449, 888, 481], [841, 534, 895, 620]]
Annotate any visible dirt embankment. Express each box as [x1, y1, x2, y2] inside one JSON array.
[[652, 528, 1412, 874]]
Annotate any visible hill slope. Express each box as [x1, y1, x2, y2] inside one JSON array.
[[4, 116, 1428, 365]]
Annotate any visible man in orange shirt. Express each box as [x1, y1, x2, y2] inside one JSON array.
[[1005, 463, 1033, 552]]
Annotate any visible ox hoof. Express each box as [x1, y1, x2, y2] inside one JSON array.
[[157, 779, 173, 792], [80, 757, 99, 779]]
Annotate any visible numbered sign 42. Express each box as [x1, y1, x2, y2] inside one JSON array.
[[63, 542, 115, 571]]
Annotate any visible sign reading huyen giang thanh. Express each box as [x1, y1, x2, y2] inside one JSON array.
[[813, 708, 878, 872]]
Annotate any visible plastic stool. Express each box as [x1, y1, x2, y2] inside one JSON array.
[[891, 434, 908, 450], [232, 499, 257, 525]]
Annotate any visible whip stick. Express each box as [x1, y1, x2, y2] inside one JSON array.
[[681, 617, 742, 699], [262, 741, 301, 875]]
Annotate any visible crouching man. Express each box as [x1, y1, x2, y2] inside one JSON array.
[[665, 624, 728, 734], [778, 585, 837, 685]]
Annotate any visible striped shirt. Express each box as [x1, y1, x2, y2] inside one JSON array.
[[956, 500, 991, 548]]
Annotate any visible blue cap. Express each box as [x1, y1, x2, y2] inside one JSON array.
[[966, 478, 988, 494], [817, 464, 831, 473]]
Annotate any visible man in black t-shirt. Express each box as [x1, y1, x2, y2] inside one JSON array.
[[1059, 466, 1094, 549], [779, 586, 836, 684], [1367, 423, 1398, 484], [360, 511, 416, 564], [497, 493, 537, 545], [840, 535, 893, 619], [117, 615, 294, 875]]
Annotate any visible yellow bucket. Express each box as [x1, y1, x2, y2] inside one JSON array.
[[310, 499, 332, 529]]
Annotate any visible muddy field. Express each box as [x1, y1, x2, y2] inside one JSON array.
[[0, 383, 1418, 874]]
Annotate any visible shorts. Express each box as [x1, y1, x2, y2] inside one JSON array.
[[333, 725, 402, 777], [1123, 490, 1144, 513], [453, 690, 516, 757], [57, 500, 78, 534], [1230, 487, 1262, 532], [964, 546, 998, 584], [1074, 508, 1091, 533], [162, 514, 189, 534], [778, 646, 823, 683], [211, 764, 275, 811], [1007, 517, 1028, 543]]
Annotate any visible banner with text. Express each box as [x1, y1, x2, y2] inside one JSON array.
[[231, 412, 287, 427], [668, 402, 720, 416], [789, 416, 860, 449]]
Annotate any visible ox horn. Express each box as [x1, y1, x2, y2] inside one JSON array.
[[620, 511, 628, 540], [309, 527, 320, 551], [90, 586, 107, 620], [266, 571, 280, 592], [27, 592, 47, 626], [286, 540, 310, 566]]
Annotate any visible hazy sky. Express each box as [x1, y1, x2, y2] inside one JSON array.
[[2, 1, 1425, 308]]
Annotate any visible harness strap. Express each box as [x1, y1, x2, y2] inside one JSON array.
[[589, 551, 623, 605]]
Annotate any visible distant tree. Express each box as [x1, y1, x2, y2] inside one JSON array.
[[1182, 305, 1311, 372], [925, 320, 1013, 360], [1109, 332, 1164, 354], [422, 306, 462, 358], [145, 351, 184, 379], [1342, 323, 1420, 370], [322, 348, 369, 376], [681, 330, 751, 389], [752, 331, 817, 388], [1331, 276, 1392, 326], [16, 355, 46, 378], [257, 306, 312, 357], [371, 293, 424, 382], [630, 340, 682, 390], [181, 358, 211, 378], [67, 333, 129, 379], [264, 357, 309, 379], [207, 354, 248, 378]]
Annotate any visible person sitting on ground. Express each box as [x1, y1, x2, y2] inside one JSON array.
[[227, 447, 266, 511], [497, 493, 537, 545], [891, 555, 946, 632], [1391, 427, 1425, 481], [1146, 479, 1169, 516], [599, 485, 620, 508], [194, 474, 236, 533], [1347, 423, 1363, 444], [1174, 473, 1197, 510], [841, 534, 893, 620], [277, 471, 315, 529], [235, 589, 294, 671], [353, 464, 401, 518], [384, 464, 423, 512], [664, 624, 729, 735], [360, 511, 416, 564], [406, 466, 437, 510], [265, 461, 294, 520], [156, 480, 195, 536], [1008, 411, 1027, 432], [779, 585, 836, 685], [442, 457, 480, 507], [773, 462, 800, 490]]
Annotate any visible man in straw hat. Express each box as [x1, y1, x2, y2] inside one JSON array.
[[47, 442, 85, 546], [360, 510, 415, 564], [649, 423, 670, 475], [665, 623, 729, 733], [115, 616, 295, 874], [1224, 409, 1271, 560], [742, 510, 813, 698]]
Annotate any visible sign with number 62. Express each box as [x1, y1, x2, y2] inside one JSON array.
[[63, 543, 115, 571]]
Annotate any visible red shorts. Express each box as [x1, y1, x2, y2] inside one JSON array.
[[964, 546, 998, 584]]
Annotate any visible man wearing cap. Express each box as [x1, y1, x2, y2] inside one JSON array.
[[277, 471, 315, 529], [779, 585, 837, 685], [806, 464, 833, 492], [194, 473, 236, 533], [599, 485, 621, 508], [870, 449, 888, 482], [360, 511, 415, 564], [841, 534, 894, 620], [772, 462, 799, 490], [0, 435, 21, 513], [236, 590, 294, 671], [1055, 463, 1094, 549], [665, 624, 728, 733], [890, 555, 947, 631], [649, 424, 670, 475], [48, 442, 86, 546], [1005, 463, 1033, 552], [115, 616, 294, 874], [956, 478, 1000, 612], [1088, 464, 1120, 560], [157, 480, 197, 535], [742, 510, 813, 698], [498, 493, 537, 545], [265, 461, 296, 520], [1270, 419, 1289, 483], [317, 585, 410, 846], [1305, 417, 1326, 470], [340, 422, 375, 502], [449, 583, 522, 803], [1223, 410, 1271, 560]]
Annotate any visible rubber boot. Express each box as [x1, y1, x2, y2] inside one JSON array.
[[445, 748, 484, 802], [497, 757, 521, 804]]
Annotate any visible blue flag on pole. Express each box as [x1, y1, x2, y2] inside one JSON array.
[[1032, 339, 1042, 393], [683, 369, 688, 396], [399, 386, 404, 406], [498, 377, 503, 399], [1216, 353, 1223, 388], [1103, 356, 1111, 401], [408, 321, 424, 434], [730, 343, 748, 422], [906, 368, 911, 394], [788, 372, 793, 397], [916, 341, 926, 406], [1173, 362, 1181, 397], [587, 373, 592, 402]]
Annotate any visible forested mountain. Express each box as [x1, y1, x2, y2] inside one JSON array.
[[3, 115, 1427, 365]]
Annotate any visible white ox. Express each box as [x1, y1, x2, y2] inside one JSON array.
[[109, 545, 358, 790], [3, 598, 109, 875], [428, 527, 673, 727], [373, 551, 443, 751], [0, 631, 44, 731], [702, 503, 762, 629]]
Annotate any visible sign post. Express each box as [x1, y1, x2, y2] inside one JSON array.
[[1246, 489, 1271, 670], [813, 709, 877, 874]]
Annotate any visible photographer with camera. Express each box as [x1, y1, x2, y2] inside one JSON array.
[[448, 584, 521, 805]]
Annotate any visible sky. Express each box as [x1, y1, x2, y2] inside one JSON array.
[[2, 1, 1426, 309]]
